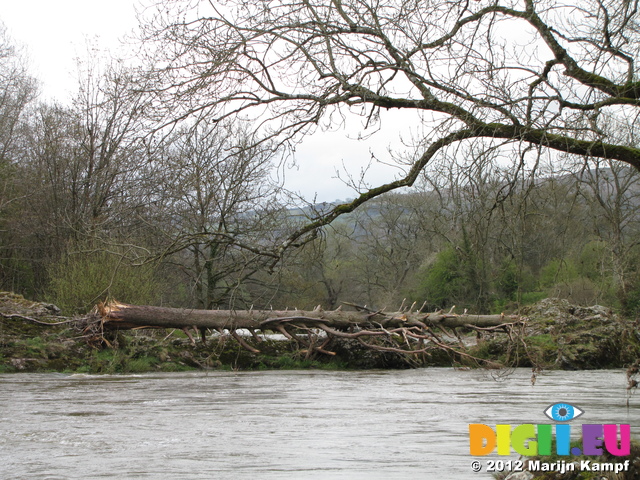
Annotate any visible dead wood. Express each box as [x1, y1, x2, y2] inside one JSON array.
[[0, 312, 75, 326], [93, 300, 526, 367], [98, 301, 519, 331]]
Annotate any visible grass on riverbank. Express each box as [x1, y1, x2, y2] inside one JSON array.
[[2, 293, 640, 374]]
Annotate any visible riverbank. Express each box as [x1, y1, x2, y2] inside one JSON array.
[[1, 292, 639, 373]]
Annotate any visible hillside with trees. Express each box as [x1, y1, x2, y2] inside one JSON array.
[[0, 0, 639, 321]]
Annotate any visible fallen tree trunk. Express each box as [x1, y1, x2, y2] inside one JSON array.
[[99, 301, 520, 331], [91, 301, 528, 369]]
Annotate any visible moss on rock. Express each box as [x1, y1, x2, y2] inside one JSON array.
[[469, 298, 640, 370]]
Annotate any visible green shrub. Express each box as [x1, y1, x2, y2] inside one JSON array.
[[126, 356, 158, 373], [495, 258, 520, 300], [621, 277, 640, 316], [540, 258, 579, 288], [578, 240, 608, 282], [520, 291, 547, 305], [48, 247, 162, 314], [417, 247, 462, 308], [550, 277, 605, 306]]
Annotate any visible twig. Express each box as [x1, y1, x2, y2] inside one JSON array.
[[0, 312, 76, 325], [230, 330, 261, 353]]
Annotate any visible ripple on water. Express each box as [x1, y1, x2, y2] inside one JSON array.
[[0, 369, 635, 480]]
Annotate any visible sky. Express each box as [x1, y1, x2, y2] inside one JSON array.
[[0, 0, 412, 203], [0, 0, 140, 101]]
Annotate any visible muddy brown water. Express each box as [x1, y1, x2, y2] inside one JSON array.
[[0, 368, 637, 479]]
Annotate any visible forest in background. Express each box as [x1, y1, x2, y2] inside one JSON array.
[[1, 10, 640, 319]]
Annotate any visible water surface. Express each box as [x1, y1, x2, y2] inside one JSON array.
[[0, 369, 636, 479]]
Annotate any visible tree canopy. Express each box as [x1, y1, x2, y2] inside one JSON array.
[[138, 0, 640, 247]]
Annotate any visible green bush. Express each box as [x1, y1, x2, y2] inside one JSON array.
[[578, 240, 608, 282], [495, 258, 519, 300], [417, 247, 462, 308], [48, 247, 162, 314], [520, 291, 547, 305], [550, 277, 605, 306], [621, 277, 640, 316], [539, 258, 579, 288]]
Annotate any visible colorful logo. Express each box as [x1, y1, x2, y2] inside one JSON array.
[[544, 402, 584, 422], [469, 402, 630, 457]]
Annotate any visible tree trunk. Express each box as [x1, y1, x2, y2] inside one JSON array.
[[93, 301, 523, 367], [99, 301, 519, 331]]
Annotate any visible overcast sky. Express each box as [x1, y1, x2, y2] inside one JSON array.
[[0, 0, 140, 100], [0, 1, 410, 203]]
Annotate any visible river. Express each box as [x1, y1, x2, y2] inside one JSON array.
[[0, 368, 636, 479]]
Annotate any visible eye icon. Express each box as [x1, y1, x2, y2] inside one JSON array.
[[544, 403, 584, 422]]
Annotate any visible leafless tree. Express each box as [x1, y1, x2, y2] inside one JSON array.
[[7, 56, 150, 294], [148, 119, 286, 308], [574, 153, 640, 305], [0, 24, 38, 291], [0, 23, 37, 166], [287, 222, 363, 309], [347, 192, 432, 306], [135, 0, 640, 253]]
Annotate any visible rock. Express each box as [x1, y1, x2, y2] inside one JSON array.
[[40, 303, 62, 315], [0, 291, 61, 317], [529, 298, 572, 318], [9, 358, 43, 371]]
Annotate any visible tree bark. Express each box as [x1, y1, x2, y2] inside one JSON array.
[[91, 301, 526, 368], [99, 301, 519, 331]]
